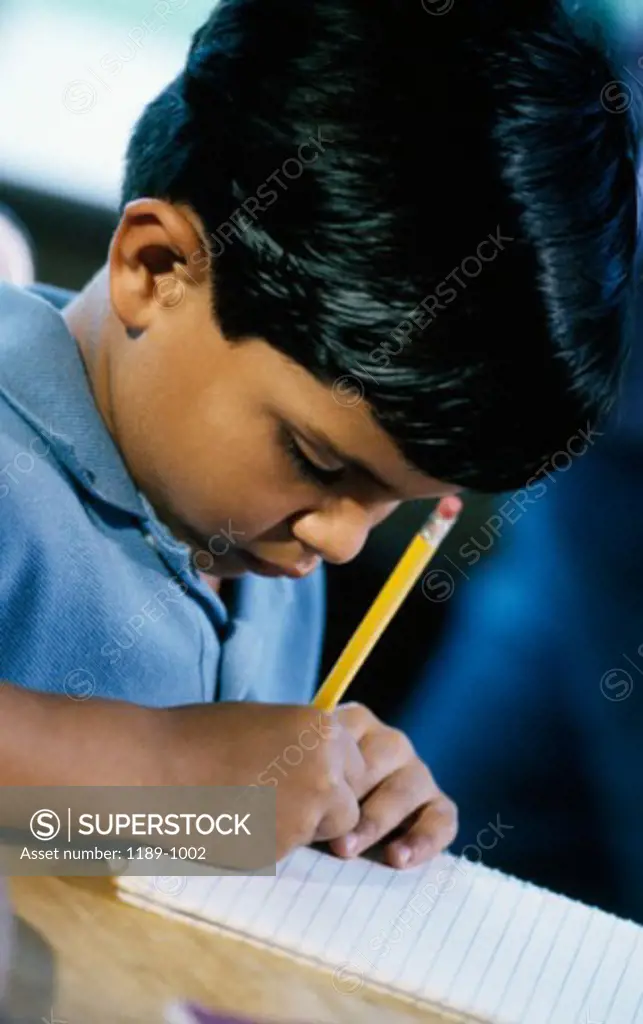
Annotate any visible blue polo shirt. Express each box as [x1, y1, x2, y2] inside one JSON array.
[[0, 283, 325, 707]]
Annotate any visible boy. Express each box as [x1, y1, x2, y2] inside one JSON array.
[[0, 0, 637, 867]]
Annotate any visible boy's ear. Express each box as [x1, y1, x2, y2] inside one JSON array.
[[109, 198, 211, 333]]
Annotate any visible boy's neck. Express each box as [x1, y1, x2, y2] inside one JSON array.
[[201, 574, 222, 595]]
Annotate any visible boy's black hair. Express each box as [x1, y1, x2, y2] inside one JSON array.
[[122, 0, 640, 493]]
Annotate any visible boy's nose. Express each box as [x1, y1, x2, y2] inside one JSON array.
[[292, 498, 396, 566]]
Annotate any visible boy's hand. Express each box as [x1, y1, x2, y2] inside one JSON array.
[[163, 702, 367, 862], [0, 687, 451, 871], [327, 702, 458, 869]]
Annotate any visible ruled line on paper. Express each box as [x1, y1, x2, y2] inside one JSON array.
[[440, 871, 526, 1012], [320, 858, 383, 964], [272, 851, 353, 952], [553, 913, 619, 1024], [330, 855, 457, 994], [534, 902, 599, 1022], [420, 871, 505, 1005], [598, 925, 641, 1022], [403, 860, 480, 998], [461, 880, 545, 1016], [488, 892, 574, 1022], [394, 860, 478, 995], [262, 850, 322, 939]]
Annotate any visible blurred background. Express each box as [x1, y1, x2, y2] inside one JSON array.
[[0, 0, 642, 923], [0, 0, 216, 281]]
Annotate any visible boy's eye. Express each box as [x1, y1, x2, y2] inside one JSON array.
[[284, 432, 346, 486]]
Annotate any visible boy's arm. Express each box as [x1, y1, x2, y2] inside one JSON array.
[[0, 683, 169, 785]]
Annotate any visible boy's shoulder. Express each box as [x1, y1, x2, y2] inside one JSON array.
[[0, 285, 74, 485], [0, 282, 146, 516], [28, 283, 76, 311], [0, 284, 81, 543]]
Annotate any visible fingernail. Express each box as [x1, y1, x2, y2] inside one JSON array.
[[344, 834, 358, 856], [396, 845, 411, 867]]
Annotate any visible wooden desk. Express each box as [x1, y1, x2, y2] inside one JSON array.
[[8, 877, 445, 1024]]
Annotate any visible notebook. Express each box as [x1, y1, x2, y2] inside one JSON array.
[[116, 846, 643, 1023]]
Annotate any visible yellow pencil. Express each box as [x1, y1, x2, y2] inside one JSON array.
[[312, 495, 463, 712]]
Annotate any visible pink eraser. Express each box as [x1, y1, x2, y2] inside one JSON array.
[[436, 495, 463, 520]]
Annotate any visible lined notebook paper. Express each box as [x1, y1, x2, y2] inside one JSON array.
[[116, 846, 643, 1023]]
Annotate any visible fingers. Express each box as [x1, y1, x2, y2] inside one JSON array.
[[329, 760, 457, 867], [351, 722, 414, 797], [335, 701, 379, 742], [329, 705, 459, 868], [340, 721, 369, 797], [336, 706, 413, 799], [384, 794, 458, 870], [330, 760, 426, 859]]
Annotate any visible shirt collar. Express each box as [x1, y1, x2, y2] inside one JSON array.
[[0, 282, 147, 519]]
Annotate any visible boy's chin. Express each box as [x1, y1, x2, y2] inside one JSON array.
[[199, 548, 309, 580], [193, 549, 252, 580], [190, 540, 309, 581]]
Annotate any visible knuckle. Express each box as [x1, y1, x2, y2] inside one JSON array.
[[409, 754, 435, 786], [339, 701, 373, 728], [316, 709, 340, 739], [349, 700, 374, 719], [334, 780, 356, 811], [316, 790, 359, 841], [292, 809, 321, 847], [320, 738, 347, 772], [314, 764, 344, 800], [388, 727, 414, 758]]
